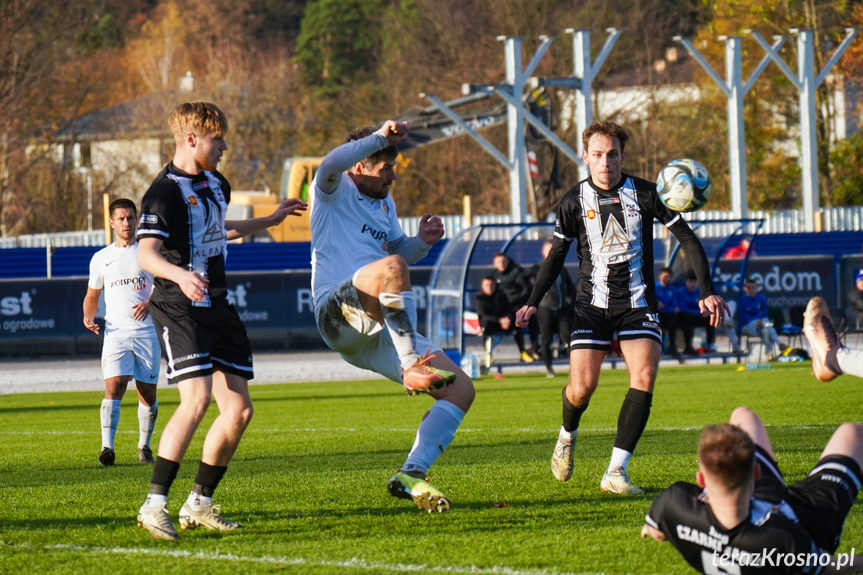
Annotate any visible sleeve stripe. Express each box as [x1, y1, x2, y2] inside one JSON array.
[[137, 229, 169, 239], [664, 214, 681, 228], [645, 514, 659, 529], [553, 230, 575, 241]]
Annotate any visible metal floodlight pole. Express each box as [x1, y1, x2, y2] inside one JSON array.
[[569, 28, 622, 181], [750, 28, 859, 232], [675, 34, 782, 219]]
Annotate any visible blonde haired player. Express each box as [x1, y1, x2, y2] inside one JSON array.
[[135, 101, 306, 540], [83, 198, 159, 466]]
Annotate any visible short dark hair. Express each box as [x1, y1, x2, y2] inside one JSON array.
[[482, 276, 496, 284], [745, 277, 758, 285], [660, 266, 673, 276], [698, 423, 755, 489], [582, 121, 630, 153], [686, 269, 697, 282], [345, 126, 398, 167], [109, 198, 137, 218], [493, 252, 508, 260]]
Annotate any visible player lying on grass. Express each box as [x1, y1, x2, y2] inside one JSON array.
[[804, 296, 863, 382], [642, 406, 862, 574], [309, 120, 475, 513]]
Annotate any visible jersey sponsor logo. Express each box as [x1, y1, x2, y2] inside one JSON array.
[[642, 321, 658, 329], [586, 209, 596, 219], [598, 198, 620, 205], [109, 276, 149, 288], [626, 204, 639, 217], [192, 180, 209, 191], [600, 217, 630, 254], [360, 224, 388, 241], [187, 195, 199, 205], [140, 214, 158, 224], [202, 219, 226, 244]]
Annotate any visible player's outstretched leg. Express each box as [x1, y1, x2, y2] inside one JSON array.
[[804, 296, 841, 382], [388, 469, 451, 513]]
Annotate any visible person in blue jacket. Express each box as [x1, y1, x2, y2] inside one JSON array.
[[656, 267, 678, 356], [676, 270, 716, 355], [738, 277, 786, 358]]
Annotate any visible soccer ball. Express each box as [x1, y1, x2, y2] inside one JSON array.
[[656, 159, 712, 212]]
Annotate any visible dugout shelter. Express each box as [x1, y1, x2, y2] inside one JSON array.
[[427, 219, 764, 364]]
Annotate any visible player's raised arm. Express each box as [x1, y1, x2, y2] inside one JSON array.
[[225, 197, 307, 240]]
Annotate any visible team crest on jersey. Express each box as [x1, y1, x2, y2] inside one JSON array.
[[187, 196, 199, 205], [600, 217, 630, 254], [586, 209, 596, 219], [381, 202, 389, 215]]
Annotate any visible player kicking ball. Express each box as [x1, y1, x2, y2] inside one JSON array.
[[309, 120, 475, 512]]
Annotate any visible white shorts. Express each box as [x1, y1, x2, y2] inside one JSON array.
[[101, 332, 160, 384], [315, 275, 439, 383]]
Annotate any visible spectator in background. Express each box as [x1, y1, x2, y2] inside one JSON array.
[[738, 277, 787, 358], [676, 270, 717, 355], [529, 240, 576, 378], [721, 237, 755, 259], [655, 267, 678, 356], [492, 252, 536, 363], [476, 276, 533, 367], [847, 270, 863, 330]]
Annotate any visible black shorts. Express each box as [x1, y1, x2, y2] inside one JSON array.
[[755, 445, 862, 553], [569, 301, 661, 350], [149, 301, 254, 384]]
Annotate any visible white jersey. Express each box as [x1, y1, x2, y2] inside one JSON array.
[[88, 243, 156, 337], [310, 173, 405, 310]]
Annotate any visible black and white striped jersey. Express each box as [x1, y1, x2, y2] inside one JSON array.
[[528, 173, 715, 311], [137, 163, 231, 308]]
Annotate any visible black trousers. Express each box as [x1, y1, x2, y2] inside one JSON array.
[[538, 306, 571, 370]]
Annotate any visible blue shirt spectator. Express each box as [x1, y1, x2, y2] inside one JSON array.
[[656, 275, 676, 311], [675, 281, 702, 317], [738, 288, 769, 327]]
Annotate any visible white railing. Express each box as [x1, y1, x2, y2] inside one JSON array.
[[3, 206, 863, 249]]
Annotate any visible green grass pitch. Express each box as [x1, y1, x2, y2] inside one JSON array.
[[1, 362, 861, 574]]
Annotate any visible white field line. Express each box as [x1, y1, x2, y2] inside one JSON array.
[[0, 424, 835, 436], [41, 544, 611, 575]]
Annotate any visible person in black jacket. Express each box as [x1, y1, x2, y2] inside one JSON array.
[[476, 276, 531, 367], [492, 252, 537, 362], [529, 240, 576, 377]]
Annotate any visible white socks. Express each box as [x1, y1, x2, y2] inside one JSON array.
[[559, 426, 577, 445], [138, 401, 158, 448], [186, 491, 212, 510], [100, 399, 121, 449], [607, 447, 633, 473], [837, 346, 863, 378], [379, 291, 420, 368], [402, 400, 466, 474]]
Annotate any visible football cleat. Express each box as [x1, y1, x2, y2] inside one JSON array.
[[551, 436, 575, 482], [519, 350, 535, 363], [803, 296, 840, 382], [402, 350, 456, 395], [179, 501, 241, 531], [99, 447, 115, 466], [387, 469, 451, 513], [600, 467, 644, 495], [137, 503, 179, 541], [137, 445, 154, 464]]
